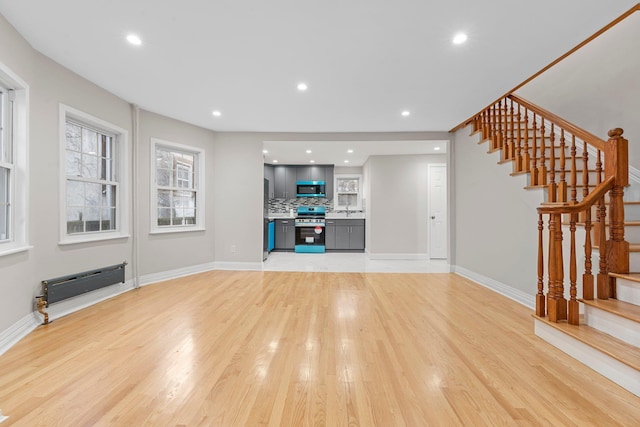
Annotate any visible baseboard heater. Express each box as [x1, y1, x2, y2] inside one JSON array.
[[36, 261, 127, 324]]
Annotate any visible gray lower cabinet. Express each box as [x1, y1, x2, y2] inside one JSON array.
[[275, 219, 295, 250], [329, 219, 365, 250], [325, 220, 336, 249]]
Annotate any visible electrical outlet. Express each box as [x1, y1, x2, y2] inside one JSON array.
[[231, 245, 237, 253]]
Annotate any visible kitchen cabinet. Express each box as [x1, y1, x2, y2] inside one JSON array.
[[264, 164, 275, 199], [274, 166, 297, 199], [273, 165, 334, 199], [329, 219, 365, 251], [325, 220, 336, 249], [274, 219, 295, 250]]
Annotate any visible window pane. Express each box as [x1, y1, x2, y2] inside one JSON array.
[[66, 180, 85, 207], [157, 168, 171, 186], [66, 206, 84, 234], [66, 151, 81, 176], [337, 179, 358, 193], [158, 190, 171, 208], [85, 182, 101, 208], [82, 154, 98, 179], [102, 184, 117, 207], [156, 148, 171, 169], [338, 194, 357, 207], [101, 207, 116, 231], [65, 123, 82, 152], [0, 167, 8, 240], [82, 128, 98, 155]]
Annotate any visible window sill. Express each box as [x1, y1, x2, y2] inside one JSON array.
[[0, 245, 33, 257], [150, 227, 205, 235], [58, 234, 130, 246]]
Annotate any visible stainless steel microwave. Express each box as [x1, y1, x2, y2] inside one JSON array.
[[296, 181, 326, 197]]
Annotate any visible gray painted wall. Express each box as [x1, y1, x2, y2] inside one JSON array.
[[516, 12, 640, 168], [366, 154, 447, 256], [136, 110, 217, 274], [453, 127, 542, 295]]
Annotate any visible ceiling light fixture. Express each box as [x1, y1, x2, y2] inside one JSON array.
[[262, 149, 268, 154], [212, 110, 221, 117], [344, 160, 349, 163], [347, 149, 354, 153], [306, 149, 312, 154], [434, 147, 441, 151], [453, 33, 468, 45], [273, 160, 278, 163], [401, 110, 411, 117], [310, 160, 315, 163], [297, 82, 308, 91], [126, 34, 142, 46]]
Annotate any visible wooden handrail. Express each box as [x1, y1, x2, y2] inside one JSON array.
[[450, 4, 640, 133], [537, 177, 613, 214], [508, 95, 607, 151]]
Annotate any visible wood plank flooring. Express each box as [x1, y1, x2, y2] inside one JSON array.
[[1, 271, 639, 426]]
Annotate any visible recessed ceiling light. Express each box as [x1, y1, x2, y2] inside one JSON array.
[[434, 147, 441, 151], [273, 160, 278, 163], [309, 160, 315, 163], [297, 82, 308, 91], [453, 33, 468, 45], [344, 160, 349, 163], [306, 149, 312, 154], [401, 110, 411, 117], [262, 149, 268, 154], [212, 110, 221, 117], [126, 34, 142, 46], [347, 149, 354, 153]]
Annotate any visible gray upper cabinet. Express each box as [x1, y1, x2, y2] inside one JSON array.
[[264, 164, 275, 199], [272, 165, 334, 199], [274, 166, 297, 198]]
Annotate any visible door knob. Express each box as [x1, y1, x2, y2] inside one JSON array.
[[431, 216, 435, 219]]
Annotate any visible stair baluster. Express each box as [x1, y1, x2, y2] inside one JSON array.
[[515, 103, 523, 172], [558, 129, 567, 202], [570, 135, 577, 205], [522, 107, 531, 172], [548, 124, 557, 202], [538, 119, 547, 185], [531, 113, 539, 185], [537, 214, 546, 317], [569, 213, 579, 325]]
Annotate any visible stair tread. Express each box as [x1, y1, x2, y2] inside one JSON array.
[[610, 272, 640, 283], [534, 314, 640, 371], [579, 298, 640, 323]]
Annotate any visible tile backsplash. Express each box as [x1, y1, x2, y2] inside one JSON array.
[[268, 198, 364, 214]]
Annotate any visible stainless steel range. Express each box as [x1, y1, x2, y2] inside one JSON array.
[[294, 206, 325, 253]]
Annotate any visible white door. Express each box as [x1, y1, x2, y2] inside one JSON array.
[[429, 164, 447, 259]]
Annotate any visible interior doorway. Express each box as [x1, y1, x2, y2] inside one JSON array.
[[428, 164, 447, 259]]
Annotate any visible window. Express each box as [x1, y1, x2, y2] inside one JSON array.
[[0, 65, 29, 257], [0, 87, 11, 242], [60, 105, 129, 244], [334, 175, 363, 210], [151, 139, 205, 232]]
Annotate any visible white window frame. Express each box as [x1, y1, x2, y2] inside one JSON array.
[[0, 62, 30, 257], [334, 174, 363, 211], [59, 104, 129, 245], [150, 138, 205, 234]]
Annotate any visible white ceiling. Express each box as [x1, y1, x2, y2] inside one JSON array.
[[0, 1, 636, 164]]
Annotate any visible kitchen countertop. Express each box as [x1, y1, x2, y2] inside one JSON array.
[[268, 213, 365, 220]]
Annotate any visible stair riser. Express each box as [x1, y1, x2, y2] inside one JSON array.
[[583, 305, 640, 347], [615, 278, 640, 306]]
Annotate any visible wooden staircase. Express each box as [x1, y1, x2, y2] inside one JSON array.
[[468, 94, 640, 397]]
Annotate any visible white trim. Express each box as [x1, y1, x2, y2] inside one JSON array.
[[150, 138, 205, 233], [0, 244, 32, 257], [215, 261, 263, 271], [148, 227, 205, 235], [59, 104, 130, 244], [534, 319, 640, 397], [42, 280, 135, 323], [0, 62, 29, 257], [0, 311, 40, 357], [138, 262, 217, 286], [367, 252, 429, 260], [334, 174, 363, 210], [454, 266, 535, 309], [0, 409, 8, 423]]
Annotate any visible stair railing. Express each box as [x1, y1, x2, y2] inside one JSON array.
[[470, 94, 629, 325]]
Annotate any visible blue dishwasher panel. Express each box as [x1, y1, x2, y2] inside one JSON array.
[[268, 221, 275, 251]]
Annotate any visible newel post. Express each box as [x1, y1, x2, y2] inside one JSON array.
[[603, 128, 629, 298]]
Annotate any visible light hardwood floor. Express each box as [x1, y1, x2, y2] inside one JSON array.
[[1, 271, 639, 426]]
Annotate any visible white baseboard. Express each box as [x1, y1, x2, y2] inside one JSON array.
[[367, 253, 429, 260], [44, 280, 135, 323], [535, 319, 640, 397], [454, 266, 535, 309], [138, 262, 217, 286], [0, 409, 8, 423], [0, 311, 40, 357]]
